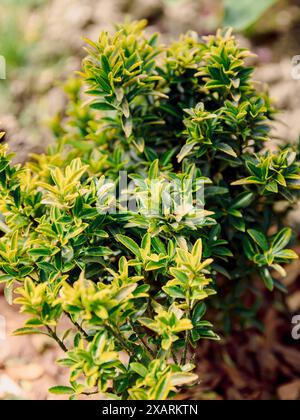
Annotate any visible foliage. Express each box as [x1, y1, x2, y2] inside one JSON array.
[[0, 21, 299, 400], [166, 0, 279, 32], [0, 1, 45, 70], [223, 0, 279, 31]]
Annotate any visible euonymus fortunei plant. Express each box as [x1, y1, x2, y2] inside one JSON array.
[[0, 20, 299, 399]]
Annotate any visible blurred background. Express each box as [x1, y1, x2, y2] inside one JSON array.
[[1, 0, 300, 161], [1, 0, 300, 400]]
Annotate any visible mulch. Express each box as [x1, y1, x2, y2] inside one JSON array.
[[181, 257, 300, 400]]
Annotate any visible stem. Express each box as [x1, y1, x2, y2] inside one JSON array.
[[106, 324, 137, 360], [46, 325, 68, 352], [82, 390, 99, 396], [172, 349, 179, 365], [130, 321, 155, 359], [181, 330, 189, 365], [181, 297, 191, 365], [65, 311, 88, 339]]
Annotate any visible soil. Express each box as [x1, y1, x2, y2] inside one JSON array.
[[0, 295, 68, 400]]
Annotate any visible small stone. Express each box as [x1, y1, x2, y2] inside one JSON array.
[[0, 374, 24, 399], [6, 364, 45, 381], [286, 291, 300, 312], [277, 380, 300, 400]]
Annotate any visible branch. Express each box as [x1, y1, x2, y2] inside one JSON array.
[[106, 324, 137, 360], [64, 311, 89, 339], [172, 349, 179, 365], [130, 321, 155, 359], [181, 299, 191, 365], [46, 325, 68, 352]]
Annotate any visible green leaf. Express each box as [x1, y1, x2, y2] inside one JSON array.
[[192, 303, 206, 323], [217, 143, 237, 158], [228, 208, 243, 218], [177, 141, 197, 163], [115, 234, 141, 258], [4, 282, 14, 305], [248, 229, 268, 251], [138, 317, 156, 330], [170, 372, 198, 387], [231, 192, 254, 209], [273, 279, 288, 293], [195, 320, 213, 328], [162, 285, 186, 299], [95, 76, 111, 93], [230, 216, 245, 232], [223, 0, 278, 31], [93, 230, 109, 238], [90, 102, 116, 111], [265, 180, 278, 193], [196, 330, 220, 340], [274, 249, 298, 260], [49, 386, 74, 395], [25, 318, 44, 327], [169, 268, 189, 284], [192, 238, 202, 263], [271, 228, 292, 254], [141, 233, 151, 254], [231, 176, 263, 186], [115, 284, 137, 301], [123, 116, 133, 138], [260, 268, 274, 291], [82, 246, 113, 257], [12, 327, 49, 336], [242, 237, 256, 259], [101, 55, 111, 74], [130, 363, 148, 377], [0, 274, 13, 284], [213, 247, 233, 257], [148, 159, 159, 180], [28, 247, 55, 257], [205, 186, 229, 196], [153, 374, 170, 400], [145, 260, 166, 271]]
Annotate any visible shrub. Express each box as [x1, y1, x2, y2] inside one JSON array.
[[0, 20, 299, 400]]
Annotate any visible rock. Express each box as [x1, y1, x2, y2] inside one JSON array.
[[277, 380, 300, 400], [6, 364, 45, 381], [0, 374, 24, 399], [286, 291, 300, 312], [123, 0, 164, 21], [31, 335, 53, 353], [282, 258, 300, 287]]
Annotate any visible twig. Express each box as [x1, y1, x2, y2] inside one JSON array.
[[172, 349, 179, 365], [64, 311, 88, 339], [82, 390, 99, 396], [106, 324, 137, 360], [46, 325, 68, 352], [130, 321, 155, 359], [181, 299, 191, 365], [181, 330, 189, 365]]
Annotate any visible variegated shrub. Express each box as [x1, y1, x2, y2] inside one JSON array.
[[0, 21, 299, 399]]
